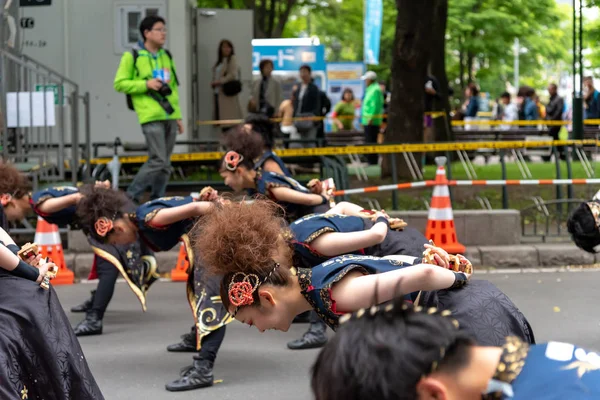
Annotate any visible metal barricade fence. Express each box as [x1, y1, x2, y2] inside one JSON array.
[[0, 48, 90, 188]]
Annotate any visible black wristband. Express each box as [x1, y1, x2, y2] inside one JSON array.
[[6, 244, 19, 255], [450, 272, 468, 289], [11, 259, 40, 282], [319, 195, 328, 205], [375, 216, 390, 227]]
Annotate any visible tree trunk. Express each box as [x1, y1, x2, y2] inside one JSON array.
[[429, 0, 453, 142], [383, 0, 435, 179], [467, 52, 474, 84]]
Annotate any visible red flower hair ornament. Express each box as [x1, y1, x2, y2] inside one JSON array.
[[94, 217, 114, 238], [224, 151, 244, 172], [228, 272, 260, 308], [228, 263, 281, 316]]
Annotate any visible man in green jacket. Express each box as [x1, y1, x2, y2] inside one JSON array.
[[114, 15, 183, 203], [361, 70, 383, 165]]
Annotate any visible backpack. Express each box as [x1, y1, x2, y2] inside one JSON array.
[[126, 48, 179, 111]]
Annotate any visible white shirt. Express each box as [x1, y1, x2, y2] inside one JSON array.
[[299, 83, 308, 103]]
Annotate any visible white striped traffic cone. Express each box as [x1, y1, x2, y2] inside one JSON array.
[[33, 216, 74, 285], [424, 157, 466, 254]]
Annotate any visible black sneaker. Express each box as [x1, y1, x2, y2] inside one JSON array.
[[165, 359, 214, 392], [73, 311, 103, 336], [166, 329, 197, 352], [71, 290, 96, 313], [287, 322, 328, 350]]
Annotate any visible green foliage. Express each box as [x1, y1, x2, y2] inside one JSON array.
[[446, 0, 571, 99]]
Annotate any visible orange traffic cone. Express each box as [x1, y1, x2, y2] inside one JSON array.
[[34, 217, 74, 285], [424, 157, 466, 254], [171, 241, 189, 282]]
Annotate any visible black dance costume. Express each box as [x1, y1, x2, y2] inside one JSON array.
[[299, 255, 534, 346], [31, 186, 158, 336], [131, 196, 232, 391], [0, 238, 104, 398]]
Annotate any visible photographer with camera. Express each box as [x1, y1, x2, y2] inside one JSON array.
[[114, 15, 183, 204]]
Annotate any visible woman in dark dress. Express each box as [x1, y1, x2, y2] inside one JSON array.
[[76, 187, 231, 393], [0, 226, 104, 399]]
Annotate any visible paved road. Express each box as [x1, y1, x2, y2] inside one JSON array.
[[56, 270, 600, 400]]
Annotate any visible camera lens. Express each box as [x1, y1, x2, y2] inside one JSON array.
[[159, 83, 172, 97]]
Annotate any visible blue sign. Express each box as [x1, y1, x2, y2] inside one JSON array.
[[252, 45, 326, 72], [364, 0, 383, 65]]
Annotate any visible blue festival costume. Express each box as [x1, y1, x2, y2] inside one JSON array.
[[483, 337, 600, 399], [297, 255, 534, 346], [254, 170, 318, 222], [132, 196, 234, 348], [289, 213, 428, 268], [253, 150, 292, 177], [0, 239, 104, 398], [31, 186, 158, 312]]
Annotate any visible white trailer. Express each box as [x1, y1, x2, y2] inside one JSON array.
[[15, 0, 254, 146]]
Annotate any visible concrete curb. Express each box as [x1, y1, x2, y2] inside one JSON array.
[[61, 243, 595, 280]]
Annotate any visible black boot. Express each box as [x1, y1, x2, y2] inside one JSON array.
[[166, 327, 197, 352], [165, 359, 214, 392], [73, 310, 103, 336], [287, 320, 328, 350], [71, 290, 96, 313]]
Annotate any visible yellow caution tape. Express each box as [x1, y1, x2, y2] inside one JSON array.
[[88, 139, 599, 165], [452, 119, 600, 126]]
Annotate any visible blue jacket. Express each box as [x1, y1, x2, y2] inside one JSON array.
[[523, 98, 539, 120]]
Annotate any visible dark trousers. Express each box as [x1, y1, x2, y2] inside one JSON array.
[[194, 325, 227, 363], [127, 120, 178, 203], [364, 125, 380, 165], [548, 126, 564, 159], [90, 256, 119, 319]]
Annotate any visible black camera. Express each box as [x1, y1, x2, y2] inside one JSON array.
[[157, 82, 172, 97], [149, 83, 175, 115]]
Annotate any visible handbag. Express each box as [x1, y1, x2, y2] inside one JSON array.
[[222, 66, 242, 97], [294, 112, 316, 132]]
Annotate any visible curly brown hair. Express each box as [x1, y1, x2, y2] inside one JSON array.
[[0, 162, 30, 198], [221, 125, 266, 162], [191, 199, 293, 310], [76, 186, 132, 242]]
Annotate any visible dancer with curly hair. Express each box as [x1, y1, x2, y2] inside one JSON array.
[[312, 295, 598, 400], [194, 200, 534, 346], [0, 162, 158, 336], [76, 186, 230, 392], [220, 150, 330, 222], [222, 124, 291, 176]]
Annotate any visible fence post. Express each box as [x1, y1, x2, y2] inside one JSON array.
[[70, 90, 79, 186], [566, 144, 573, 200], [0, 53, 7, 160], [83, 92, 91, 179], [500, 150, 508, 209], [390, 152, 399, 210], [553, 146, 563, 218]]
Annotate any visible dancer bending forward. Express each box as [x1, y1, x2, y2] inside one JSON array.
[[193, 200, 534, 346]]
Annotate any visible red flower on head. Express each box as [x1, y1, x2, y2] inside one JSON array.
[[228, 281, 255, 307], [94, 217, 114, 237], [228, 272, 260, 308], [224, 151, 244, 172]]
